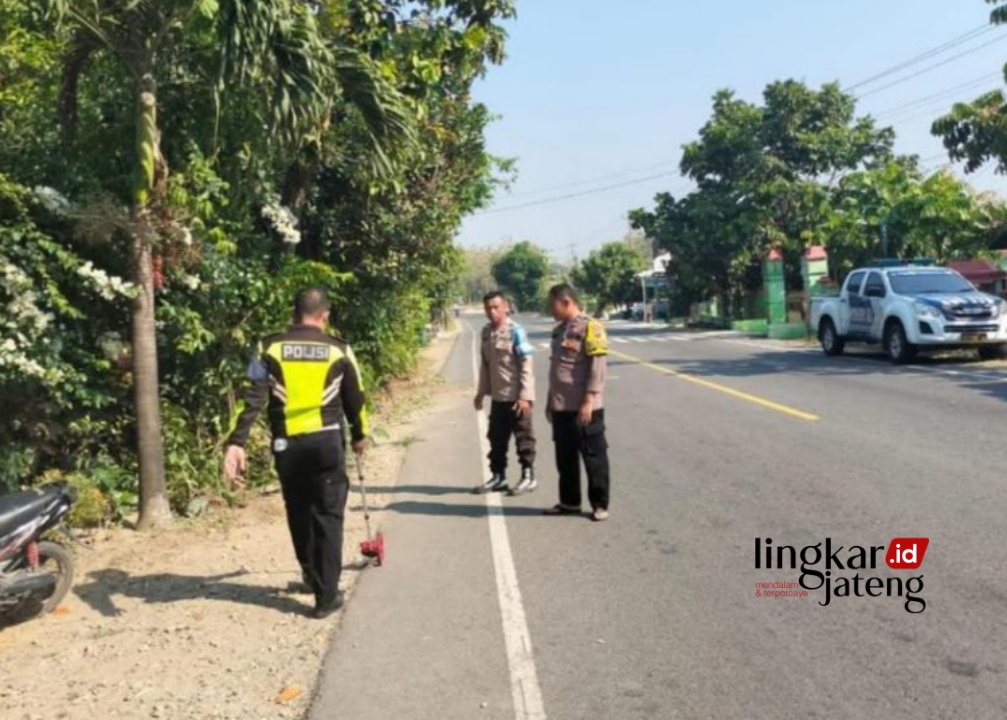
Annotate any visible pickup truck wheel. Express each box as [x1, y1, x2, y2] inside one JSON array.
[[978, 343, 1007, 361], [819, 318, 845, 356], [884, 321, 915, 363]]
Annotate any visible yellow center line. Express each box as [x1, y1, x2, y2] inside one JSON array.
[[609, 349, 821, 422]]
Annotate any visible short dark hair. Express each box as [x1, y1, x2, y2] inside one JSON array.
[[294, 286, 331, 319], [548, 283, 580, 306], [483, 291, 507, 305]]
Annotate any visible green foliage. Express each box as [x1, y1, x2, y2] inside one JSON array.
[[0, 0, 514, 521], [0, 444, 34, 495], [633, 79, 1004, 316], [461, 245, 504, 304], [58, 470, 111, 528], [931, 5, 1007, 174], [492, 241, 550, 310], [825, 162, 999, 277], [573, 242, 646, 314], [85, 459, 138, 523]]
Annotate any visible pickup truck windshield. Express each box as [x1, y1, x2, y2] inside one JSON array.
[[888, 271, 974, 295]]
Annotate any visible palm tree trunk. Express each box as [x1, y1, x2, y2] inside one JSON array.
[[133, 73, 171, 529]]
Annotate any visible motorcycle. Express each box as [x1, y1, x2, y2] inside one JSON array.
[[0, 482, 77, 625]]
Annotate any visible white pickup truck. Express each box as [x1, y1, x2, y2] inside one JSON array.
[[809, 262, 1007, 362]]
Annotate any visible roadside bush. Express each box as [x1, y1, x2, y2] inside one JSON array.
[[0, 0, 512, 528], [64, 473, 107, 528]]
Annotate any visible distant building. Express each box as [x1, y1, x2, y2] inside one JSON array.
[[632, 253, 673, 321], [635, 252, 672, 290], [947, 258, 1007, 295]]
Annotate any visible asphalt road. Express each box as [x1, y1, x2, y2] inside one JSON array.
[[312, 316, 1007, 720]]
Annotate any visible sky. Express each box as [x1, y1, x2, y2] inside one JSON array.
[[456, 0, 1007, 260]]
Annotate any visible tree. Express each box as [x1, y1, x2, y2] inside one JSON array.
[[932, 5, 1007, 174], [631, 189, 756, 312], [825, 161, 995, 277], [492, 242, 549, 310], [43, 0, 411, 528], [573, 242, 646, 314], [680, 82, 893, 263], [297, 0, 515, 381], [622, 229, 653, 263], [462, 246, 505, 304], [634, 80, 894, 316], [0, 0, 516, 519]]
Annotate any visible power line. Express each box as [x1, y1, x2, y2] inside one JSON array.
[[918, 151, 957, 174], [475, 171, 687, 215], [847, 24, 994, 92], [576, 215, 632, 254], [478, 27, 1006, 221], [503, 158, 682, 201], [918, 152, 949, 164], [874, 72, 1001, 119], [969, 164, 997, 179], [857, 34, 1007, 100], [883, 98, 1000, 133], [874, 81, 1003, 130]]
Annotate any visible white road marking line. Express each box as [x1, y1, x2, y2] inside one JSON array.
[[629, 337, 650, 343], [612, 337, 630, 344], [538, 342, 550, 349], [468, 324, 547, 720]]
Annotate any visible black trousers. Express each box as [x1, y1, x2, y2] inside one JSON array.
[[488, 400, 537, 474], [552, 409, 610, 510], [274, 430, 348, 605]]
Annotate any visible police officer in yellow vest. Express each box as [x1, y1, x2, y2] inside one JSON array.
[[224, 287, 368, 618]]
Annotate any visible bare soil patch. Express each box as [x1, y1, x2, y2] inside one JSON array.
[[0, 328, 459, 720]]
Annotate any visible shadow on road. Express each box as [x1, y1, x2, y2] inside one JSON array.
[[612, 346, 1007, 405], [74, 568, 310, 618], [385, 500, 546, 518], [349, 484, 459, 496]]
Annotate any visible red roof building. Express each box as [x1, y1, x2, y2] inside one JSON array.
[[948, 259, 1007, 294]]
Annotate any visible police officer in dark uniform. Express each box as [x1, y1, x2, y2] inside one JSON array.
[[544, 283, 611, 522], [224, 287, 368, 618]]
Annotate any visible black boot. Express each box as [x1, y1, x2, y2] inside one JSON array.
[[313, 590, 346, 619]]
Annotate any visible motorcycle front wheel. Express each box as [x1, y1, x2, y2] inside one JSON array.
[[36, 540, 75, 615], [3, 540, 76, 625]]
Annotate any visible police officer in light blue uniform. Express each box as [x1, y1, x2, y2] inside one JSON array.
[[474, 291, 538, 495]]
